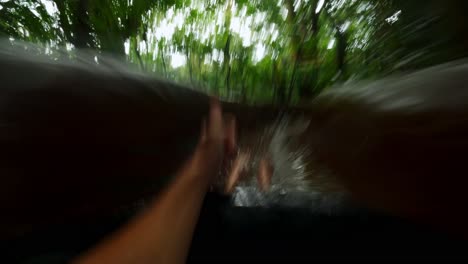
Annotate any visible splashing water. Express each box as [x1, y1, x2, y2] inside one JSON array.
[[3, 39, 468, 226], [227, 115, 349, 211]]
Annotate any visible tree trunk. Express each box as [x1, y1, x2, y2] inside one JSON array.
[[186, 48, 194, 86], [160, 46, 167, 77], [272, 60, 277, 103], [223, 34, 231, 94], [53, 0, 74, 44], [336, 30, 347, 78], [297, 0, 323, 99], [241, 72, 248, 103], [214, 64, 219, 93], [198, 53, 204, 90], [74, 0, 93, 49], [287, 40, 304, 103], [134, 45, 145, 71], [223, 0, 232, 94]]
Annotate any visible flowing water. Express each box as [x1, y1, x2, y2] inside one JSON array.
[[2, 1, 468, 262], [224, 59, 468, 211], [2, 38, 468, 234]]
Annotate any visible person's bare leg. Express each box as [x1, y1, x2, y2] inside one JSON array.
[[258, 157, 273, 192], [225, 152, 250, 194]]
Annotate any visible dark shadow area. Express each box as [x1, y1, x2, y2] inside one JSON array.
[[4, 193, 467, 263]]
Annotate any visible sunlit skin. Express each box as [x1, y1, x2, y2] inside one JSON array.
[[225, 152, 250, 194], [224, 151, 274, 194], [258, 157, 273, 192], [75, 100, 235, 264]]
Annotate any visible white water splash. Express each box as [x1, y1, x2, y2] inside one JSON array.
[[230, 116, 349, 211]]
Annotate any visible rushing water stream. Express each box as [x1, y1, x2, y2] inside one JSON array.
[[2, 1, 468, 262], [2, 40, 468, 217]]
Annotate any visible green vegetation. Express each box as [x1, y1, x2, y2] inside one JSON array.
[[1, 0, 467, 104]]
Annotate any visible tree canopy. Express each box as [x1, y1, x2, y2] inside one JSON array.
[[1, 0, 467, 104]]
